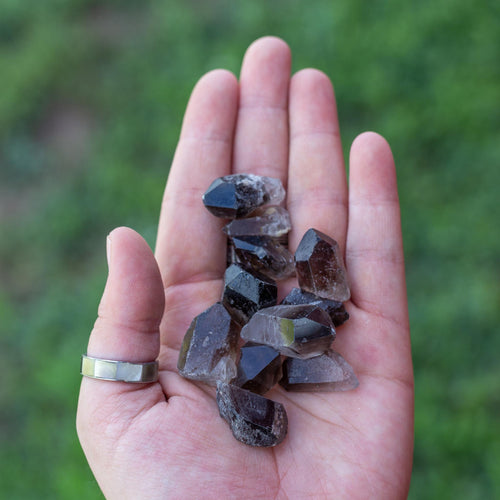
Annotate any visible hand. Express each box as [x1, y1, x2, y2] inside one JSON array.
[[77, 37, 414, 499]]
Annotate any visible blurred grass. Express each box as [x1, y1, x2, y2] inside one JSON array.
[[0, 0, 498, 498]]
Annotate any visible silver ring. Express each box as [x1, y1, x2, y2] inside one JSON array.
[[81, 354, 159, 383]]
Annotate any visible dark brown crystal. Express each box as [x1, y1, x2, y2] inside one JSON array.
[[231, 235, 295, 280], [177, 302, 240, 385], [241, 304, 336, 359], [202, 174, 285, 219], [280, 350, 359, 392], [234, 342, 283, 394], [281, 287, 349, 327], [216, 382, 288, 447], [222, 264, 277, 325], [295, 228, 350, 302], [223, 206, 291, 238]]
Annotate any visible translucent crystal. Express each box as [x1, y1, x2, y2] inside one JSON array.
[[232, 235, 295, 280], [295, 228, 350, 302], [202, 174, 285, 219], [222, 264, 277, 325], [223, 206, 292, 238], [178, 302, 240, 385], [234, 342, 283, 394], [241, 304, 335, 359], [281, 287, 349, 327], [280, 350, 359, 392], [216, 382, 288, 447], [226, 239, 240, 267]]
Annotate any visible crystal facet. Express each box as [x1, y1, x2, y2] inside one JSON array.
[[217, 382, 288, 447], [222, 264, 277, 325], [223, 206, 292, 238], [202, 174, 285, 219], [178, 302, 240, 385], [280, 350, 359, 392], [281, 287, 349, 327], [232, 235, 295, 280], [234, 342, 283, 394], [241, 304, 335, 359], [295, 228, 350, 302]]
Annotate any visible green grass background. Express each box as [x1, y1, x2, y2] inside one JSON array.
[[0, 0, 498, 498]]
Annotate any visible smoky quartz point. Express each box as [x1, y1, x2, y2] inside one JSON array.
[[241, 304, 335, 359], [202, 174, 285, 219], [234, 342, 283, 395], [280, 350, 359, 392], [178, 302, 240, 386], [281, 287, 349, 327], [295, 228, 350, 302], [223, 206, 292, 238], [222, 264, 277, 325], [217, 382, 288, 447], [231, 235, 295, 280]]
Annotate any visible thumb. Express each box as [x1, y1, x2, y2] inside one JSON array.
[[77, 226, 165, 460], [86, 226, 164, 364]]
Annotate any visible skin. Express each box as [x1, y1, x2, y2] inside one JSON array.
[[77, 37, 414, 499]]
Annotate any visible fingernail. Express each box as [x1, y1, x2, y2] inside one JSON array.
[[106, 235, 112, 269]]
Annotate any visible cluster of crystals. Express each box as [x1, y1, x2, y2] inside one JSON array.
[[178, 174, 358, 447]]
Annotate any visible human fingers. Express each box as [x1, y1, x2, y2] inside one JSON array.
[[232, 36, 291, 184], [344, 132, 412, 383], [346, 132, 408, 327], [287, 68, 348, 253]]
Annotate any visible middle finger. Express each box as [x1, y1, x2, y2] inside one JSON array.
[[232, 36, 291, 185]]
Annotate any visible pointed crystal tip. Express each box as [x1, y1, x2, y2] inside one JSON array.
[[280, 350, 359, 392], [177, 302, 240, 386], [241, 304, 336, 358], [217, 382, 288, 447], [222, 264, 277, 325], [281, 287, 349, 327], [231, 235, 295, 280], [234, 342, 283, 394], [223, 206, 292, 238], [295, 228, 350, 302], [203, 174, 285, 219]]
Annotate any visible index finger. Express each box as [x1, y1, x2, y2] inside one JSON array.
[[155, 70, 238, 288]]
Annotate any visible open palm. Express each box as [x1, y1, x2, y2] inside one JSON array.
[[77, 37, 414, 499]]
